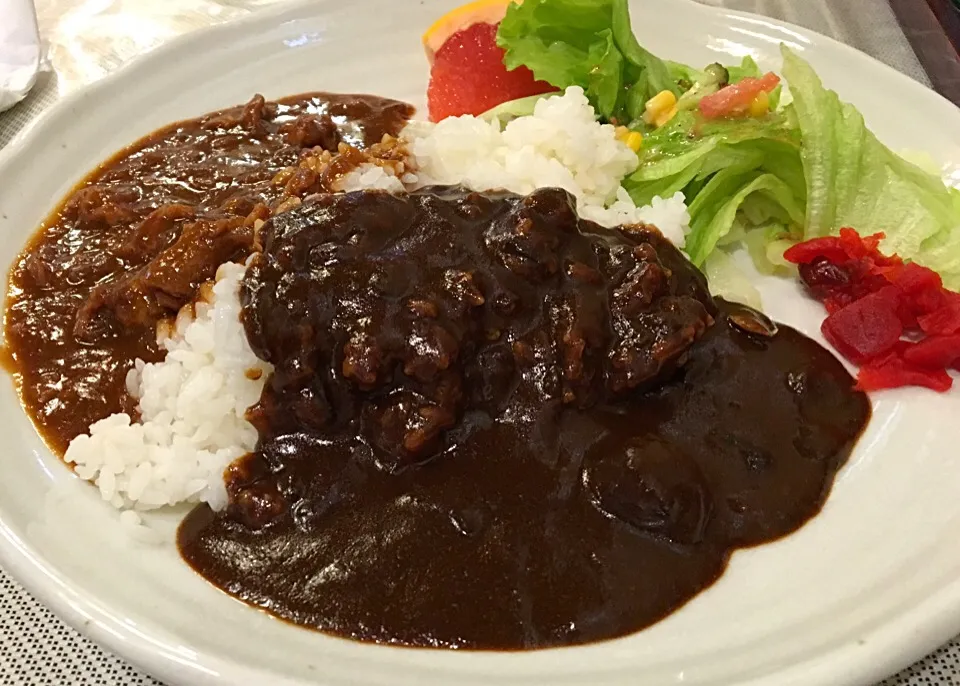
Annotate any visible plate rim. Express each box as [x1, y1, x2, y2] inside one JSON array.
[[0, 1, 958, 685]]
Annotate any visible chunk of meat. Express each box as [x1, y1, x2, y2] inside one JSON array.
[[364, 376, 462, 471], [22, 241, 119, 289], [117, 203, 196, 260], [279, 114, 340, 150], [283, 168, 320, 198], [241, 94, 273, 135], [200, 93, 277, 134], [62, 186, 139, 229], [241, 186, 715, 483], [75, 217, 253, 339], [603, 237, 714, 392], [484, 190, 574, 280]]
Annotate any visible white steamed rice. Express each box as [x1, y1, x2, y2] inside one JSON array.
[[64, 261, 271, 524], [65, 86, 691, 526], [338, 87, 690, 244], [403, 86, 690, 245]]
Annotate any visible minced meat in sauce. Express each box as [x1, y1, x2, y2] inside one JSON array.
[[178, 186, 871, 649], [3, 93, 870, 651]]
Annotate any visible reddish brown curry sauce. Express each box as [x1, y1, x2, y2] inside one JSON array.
[[3, 93, 870, 651], [3, 92, 413, 453]]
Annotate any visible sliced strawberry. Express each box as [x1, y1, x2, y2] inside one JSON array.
[[427, 22, 556, 122]]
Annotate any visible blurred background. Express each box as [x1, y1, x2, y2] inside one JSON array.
[[2, 0, 958, 148]]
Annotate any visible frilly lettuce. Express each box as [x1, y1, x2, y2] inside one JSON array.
[[781, 46, 960, 288], [496, 0, 677, 123], [495, 0, 960, 291]]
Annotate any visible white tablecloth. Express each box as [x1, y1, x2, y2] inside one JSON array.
[[0, 1, 955, 683]]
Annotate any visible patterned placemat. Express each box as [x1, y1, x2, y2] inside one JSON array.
[[1, 0, 957, 684]]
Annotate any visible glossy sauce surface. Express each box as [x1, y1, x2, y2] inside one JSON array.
[[178, 187, 871, 649], [3, 92, 413, 452], [3, 91, 870, 651]]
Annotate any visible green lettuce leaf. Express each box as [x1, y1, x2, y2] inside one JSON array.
[[588, 30, 623, 117], [496, 0, 613, 88], [726, 56, 761, 83], [497, 0, 679, 120], [920, 224, 960, 289], [494, 2, 960, 288], [703, 249, 763, 310], [609, 0, 678, 97], [685, 170, 803, 265], [781, 45, 960, 287], [625, 110, 805, 265]]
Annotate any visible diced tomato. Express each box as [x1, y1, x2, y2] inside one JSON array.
[[856, 357, 953, 393], [820, 287, 903, 364], [902, 335, 960, 369], [699, 71, 781, 120]]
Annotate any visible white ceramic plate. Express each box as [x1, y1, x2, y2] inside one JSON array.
[[1, 1, 960, 685]]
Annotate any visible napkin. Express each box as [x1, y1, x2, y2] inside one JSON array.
[[0, 0, 43, 112]]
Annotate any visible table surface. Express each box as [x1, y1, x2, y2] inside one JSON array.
[[1, 0, 959, 684]]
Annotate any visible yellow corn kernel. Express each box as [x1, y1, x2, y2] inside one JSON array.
[[614, 125, 630, 142], [749, 91, 770, 118], [643, 90, 678, 124], [624, 131, 643, 152], [653, 105, 678, 129]]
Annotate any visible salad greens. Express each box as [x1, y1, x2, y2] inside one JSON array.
[[495, 0, 960, 290], [782, 49, 960, 282], [496, 0, 678, 123], [627, 110, 804, 265]]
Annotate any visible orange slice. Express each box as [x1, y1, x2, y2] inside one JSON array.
[[422, 0, 520, 64]]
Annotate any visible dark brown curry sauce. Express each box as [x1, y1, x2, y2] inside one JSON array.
[[180, 186, 869, 649], [3, 95, 870, 651]]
